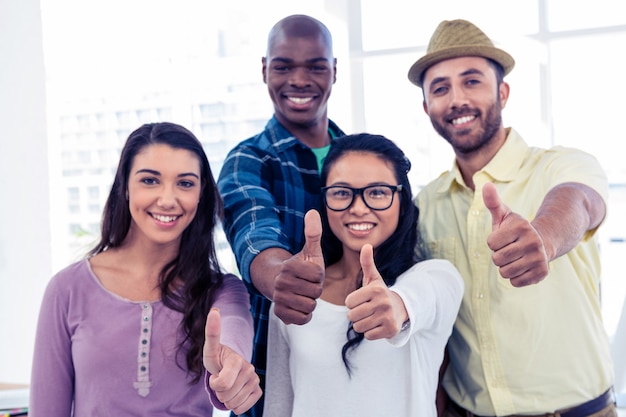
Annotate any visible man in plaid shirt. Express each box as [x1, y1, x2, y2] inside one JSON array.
[[217, 14, 344, 417]]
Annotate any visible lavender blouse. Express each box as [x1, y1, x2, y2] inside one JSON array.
[[29, 259, 253, 416]]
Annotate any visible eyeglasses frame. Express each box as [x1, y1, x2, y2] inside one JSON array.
[[321, 184, 403, 212]]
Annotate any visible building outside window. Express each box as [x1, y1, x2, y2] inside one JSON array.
[[2, 0, 625, 400]]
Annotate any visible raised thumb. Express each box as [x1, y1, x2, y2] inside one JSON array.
[[302, 209, 323, 264], [360, 244, 383, 286], [204, 308, 222, 374], [482, 182, 509, 230]]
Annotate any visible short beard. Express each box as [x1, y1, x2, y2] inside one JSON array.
[[432, 98, 503, 156]]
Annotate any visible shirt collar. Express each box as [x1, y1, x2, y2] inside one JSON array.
[[437, 128, 527, 193], [266, 115, 345, 153]]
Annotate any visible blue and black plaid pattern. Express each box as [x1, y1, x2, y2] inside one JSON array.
[[217, 116, 345, 417]]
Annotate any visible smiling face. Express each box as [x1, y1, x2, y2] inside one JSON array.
[[126, 143, 202, 248], [422, 56, 509, 158], [324, 151, 400, 257], [262, 30, 336, 131]]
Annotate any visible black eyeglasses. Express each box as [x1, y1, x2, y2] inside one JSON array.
[[321, 185, 403, 211]]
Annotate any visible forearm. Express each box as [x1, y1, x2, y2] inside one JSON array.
[[212, 275, 255, 360], [390, 260, 463, 342], [219, 148, 291, 297], [531, 182, 606, 261], [250, 248, 293, 300]]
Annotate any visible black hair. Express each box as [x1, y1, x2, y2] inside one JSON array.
[[487, 58, 505, 84], [267, 14, 333, 55], [320, 133, 421, 375], [420, 57, 505, 96], [88, 122, 224, 383]]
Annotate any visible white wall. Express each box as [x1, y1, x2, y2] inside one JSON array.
[[0, 0, 52, 383]]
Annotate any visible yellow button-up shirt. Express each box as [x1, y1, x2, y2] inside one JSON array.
[[416, 128, 613, 416]]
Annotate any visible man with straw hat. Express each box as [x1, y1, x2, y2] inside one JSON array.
[[408, 19, 616, 417]]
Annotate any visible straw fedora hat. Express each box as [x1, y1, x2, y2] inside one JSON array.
[[407, 19, 515, 88]]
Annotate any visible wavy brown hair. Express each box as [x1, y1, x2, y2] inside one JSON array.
[[89, 122, 224, 382]]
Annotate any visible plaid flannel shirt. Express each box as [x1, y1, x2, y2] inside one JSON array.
[[217, 115, 345, 416]]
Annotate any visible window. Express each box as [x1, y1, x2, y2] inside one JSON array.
[[40, 0, 626, 339], [67, 187, 79, 202], [87, 186, 99, 200], [3, 0, 625, 388]]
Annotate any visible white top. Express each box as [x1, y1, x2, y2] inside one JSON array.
[[264, 259, 464, 417]]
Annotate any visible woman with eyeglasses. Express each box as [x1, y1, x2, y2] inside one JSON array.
[[263, 133, 464, 417]]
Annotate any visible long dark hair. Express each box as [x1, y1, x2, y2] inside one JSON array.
[[320, 133, 421, 375], [88, 122, 224, 382]]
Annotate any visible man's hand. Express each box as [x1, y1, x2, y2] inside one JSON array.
[[345, 244, 408, 340], [203, 308, 262, 415], [483, 182, 550, 286], [273, 209, 325, 325]]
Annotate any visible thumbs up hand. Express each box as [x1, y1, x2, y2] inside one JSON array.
[[483, 182, 549, 287], [203, 308, 262, 415], [273, 209, 325, 325], [345, 244, 409, 340], [359, 243, 385, 288]]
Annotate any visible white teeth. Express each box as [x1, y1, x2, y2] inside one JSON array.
[[153, 214, 177, 223], [348, 223, 373, 231], [452, 115, 475, 125], [288, 97, 312, 104]]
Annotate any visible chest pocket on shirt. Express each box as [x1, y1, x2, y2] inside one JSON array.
[[424, 237, 457, 262]]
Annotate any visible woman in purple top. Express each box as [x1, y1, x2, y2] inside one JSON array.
[[29, 122, 261, 416]]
